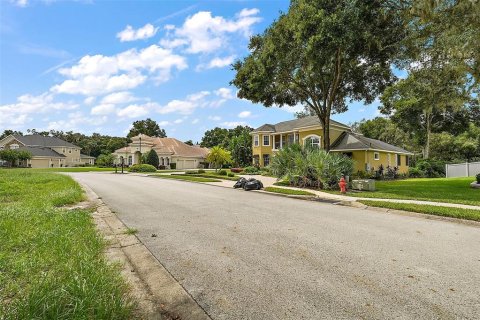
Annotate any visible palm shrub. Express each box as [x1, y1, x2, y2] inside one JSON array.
[[269, 144, 354, 189]]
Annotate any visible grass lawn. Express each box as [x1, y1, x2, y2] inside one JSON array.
[[331, 177, 479, 206], [264, 187, 316, 196], [359, 200, 480, 222], [152, 174, 221, 183], [180, 172, 239, 181], [0, 169, 134, 319], [31, 167, 116, 172]]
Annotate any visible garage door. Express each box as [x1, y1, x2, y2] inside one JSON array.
[[184, 160, 195, 169]]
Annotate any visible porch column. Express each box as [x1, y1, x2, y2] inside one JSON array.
[[280, 135, 283, 149], [272, 135, 275, 149]]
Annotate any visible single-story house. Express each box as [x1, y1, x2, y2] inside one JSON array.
[[113, 134, 209, 169], [0, 134, 95, 168], [251, 116, 413, 174]]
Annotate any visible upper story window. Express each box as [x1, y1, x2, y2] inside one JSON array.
[[10, 144, 19, 149], [304, 135, 320, 149], [374, 152, 380, 160], [263, 135, 270, 146], [254, 135, 259, 147]]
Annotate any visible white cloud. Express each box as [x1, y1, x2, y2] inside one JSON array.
[[101, 91, 137, 104], [53, 45, 187, 96], [197, 55, 235, 70], [158, 121, 170, 126], [173, 118, 184, 124], [117, 23, 159, 42], [157, 90, 211, 115], [221, 121, 246, 128], [0, 92, 78, 127], [84, 96, 96, 105], [116, 103, 151, 118], [214, 87, 234, 99], [191, 118, 199, 124], [238, 111, 251, 118], [160, 9, 261, 54], [11, 0, 28, 7], [46, 112, 107, 132], [91, 103, 116, 115]]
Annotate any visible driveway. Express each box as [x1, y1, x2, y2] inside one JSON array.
[[68, 172, 480, 320]]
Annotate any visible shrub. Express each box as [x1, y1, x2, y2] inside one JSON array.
[[145, 150, 159, 168], [128, 164, 157, 172], [243, 166, 260, 174], [408, 167, 424, 178], [197, 169, 205, 174], [269, 144, 354, 189], [230, 168, 244, 173], [170, 163, 176, 169], [476, 173, 480, 184], [227, 172, 235, 177], [158, 165, 166, 170], [96, 153, 115, 167], [415, 159, 445, 178], [186, 171, 197, 174], [218, 169, 228, 176], [384, 166, 399, 180]]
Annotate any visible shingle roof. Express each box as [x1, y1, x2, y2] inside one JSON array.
[[330, 132, 413, 154], [17, 146, 66, 157], [252, 116, 350, 133], [80, 154, 95, 159], [114, 137, 209, 158], [13, 134, 78, 148]]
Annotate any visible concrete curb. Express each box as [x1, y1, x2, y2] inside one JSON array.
[[80, 181, 212, 320]]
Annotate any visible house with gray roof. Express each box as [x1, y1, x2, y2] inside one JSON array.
[[251, 116, 413, 174], [0, 134, 94, 168]]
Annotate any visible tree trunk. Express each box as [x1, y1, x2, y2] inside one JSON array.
[[323, 115, 331, 151], [425, 114, 431, 159]]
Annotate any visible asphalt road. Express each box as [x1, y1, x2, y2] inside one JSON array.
[[68, 172, 480, 320]]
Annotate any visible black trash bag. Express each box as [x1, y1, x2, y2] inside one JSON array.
[[233, 177, 248, 189], [243, 178, 263, 191]]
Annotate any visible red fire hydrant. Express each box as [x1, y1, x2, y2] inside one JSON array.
[[339, 176, 347, 194]]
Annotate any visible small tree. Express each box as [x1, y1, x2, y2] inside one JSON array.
[[145, 149, 159, 168], [0, 149, 19, 167], [17, 150, 32, 167], [96, 154, 115, 167], [206, 146, 232, 171]]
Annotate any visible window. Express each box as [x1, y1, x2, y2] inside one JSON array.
[[374, 152, 380, 160], [254, 135, 259, 147], [406, 156, 410, 166], [263, 154, 270, 166], [263, 135, 270, 146], [397, 154, 402, 166], [128, 156, 132, 165], [10, 144, 19, 149], [304, 135, 320, 149], [288, 134, 294, 145]]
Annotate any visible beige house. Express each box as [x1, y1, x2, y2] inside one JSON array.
[[0, 134, 95, 168], [113, 134, 209, 169]]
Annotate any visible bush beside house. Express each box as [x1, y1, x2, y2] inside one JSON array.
[[128, 164, 157, 172]]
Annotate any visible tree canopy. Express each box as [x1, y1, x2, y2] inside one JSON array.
[[232, 0, 405, 150], [127, 118, 167, 138], [206, 146, 232, 171]]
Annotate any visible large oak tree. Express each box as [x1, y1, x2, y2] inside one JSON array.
[[232, 0, 405, 150]]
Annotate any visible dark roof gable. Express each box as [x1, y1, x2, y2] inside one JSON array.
[[252, 116, 350, 133], [330, 132, 413, 154], [13, 134, 78, 148]]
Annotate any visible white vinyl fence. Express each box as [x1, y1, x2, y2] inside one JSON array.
[[445, 161, 480, 178]]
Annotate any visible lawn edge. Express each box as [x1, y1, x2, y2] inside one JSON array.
[[77, 180, 212, 320], [347, 200, 480, 227]]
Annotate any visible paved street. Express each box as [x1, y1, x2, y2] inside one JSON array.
[[69, 172, 480, 320]]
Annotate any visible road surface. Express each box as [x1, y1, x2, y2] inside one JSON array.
[[68, 172, 480, 320]]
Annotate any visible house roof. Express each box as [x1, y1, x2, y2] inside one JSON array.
[[18, 146, 66, 158], [114, 136, 209, 158], [80, 154, 96, 159], [252, 116, 350, 133], [330, 132, 413, 154], [13, 134, 78, 148]]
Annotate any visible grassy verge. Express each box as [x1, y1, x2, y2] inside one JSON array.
[[30, 167, 116, 172], [153, 174, 221, 182], [264, 186, 316, 196], [326, 177, 479, 206], [177, 173, 239, 181], [359, 200, 480, 221], [0, 169, 134, 319]]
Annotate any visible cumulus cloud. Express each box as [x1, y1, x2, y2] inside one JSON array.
[[208, 115, 221, 121], [0, 92, 78, 127], [221, 121, 247, 128], [160, 9, 261, 54], [238, 111, 251, 118], [46, 111, 107, 132], [117, 23, 159, 42], [91, 104, 116, 115], [116, 103, 152, 118], [197, 55, 235, 71], [10, 0, 28, 7], [214, 87, 234, 99], [53, 45, 187, 96], [101, 91, 137, 104], [157, 90, 213, 115]]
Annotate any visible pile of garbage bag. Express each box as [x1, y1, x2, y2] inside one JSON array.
[[233, 177, 264, 191]]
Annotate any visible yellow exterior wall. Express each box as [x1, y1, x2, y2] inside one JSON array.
[[349, 150, 409, 174], [252, 133, 274, 167], [51, 147, 81, 166]]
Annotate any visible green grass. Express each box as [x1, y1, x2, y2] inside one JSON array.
[[328, 177, 479, 206], [124, 228, 138, 235], [152, 174, 221, 182], [0, 169, 134, 319], [264, 186, 316, 196], [30, 167, 116, 172], [178, 172, 239, 181], [359, 200, 480, 221]]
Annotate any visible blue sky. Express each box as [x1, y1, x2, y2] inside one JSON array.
[[0, 0, 388, 142]]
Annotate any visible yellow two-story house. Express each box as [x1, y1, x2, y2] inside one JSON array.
[[251, 116, 413, 174]]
